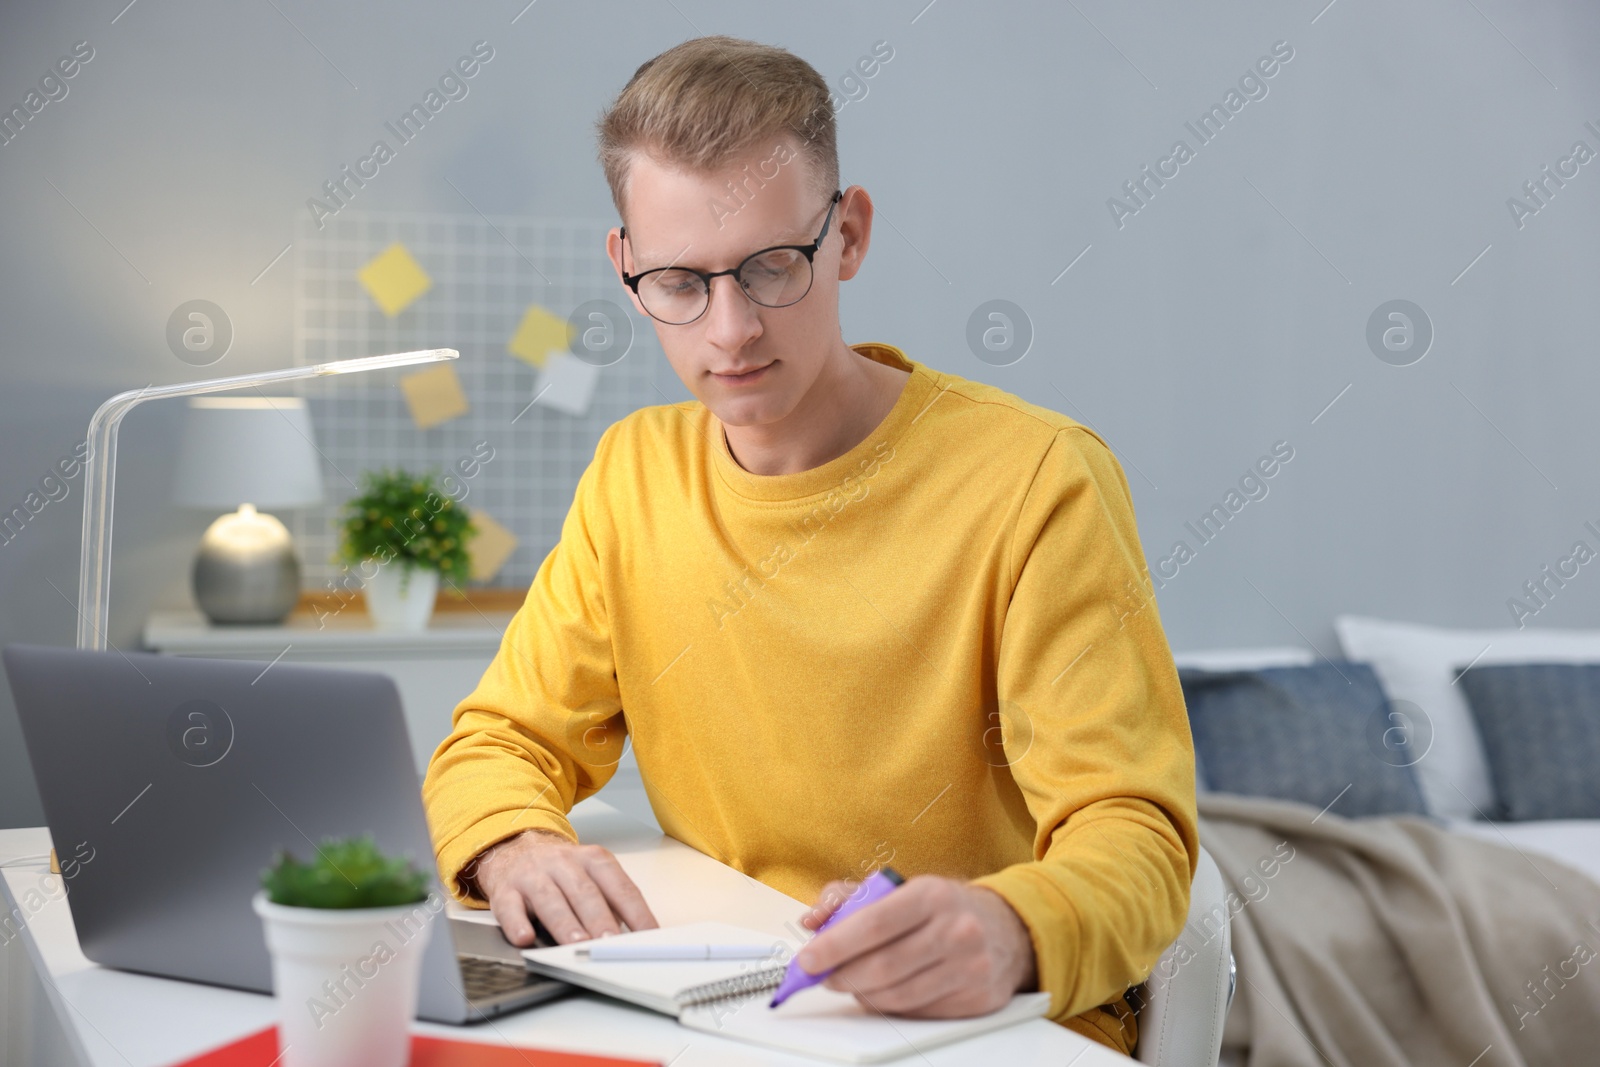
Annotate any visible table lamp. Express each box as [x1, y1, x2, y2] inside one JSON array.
[[76, 349, 458, 650], [171, 396, 325, 625]]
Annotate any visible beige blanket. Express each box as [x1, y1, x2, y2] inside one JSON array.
[[1196, 793, 1600, 1067]]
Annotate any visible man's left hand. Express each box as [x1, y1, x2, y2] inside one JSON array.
[[795, 875, 1038, 1017]]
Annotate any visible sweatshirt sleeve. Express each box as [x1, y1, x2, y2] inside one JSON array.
[[422, 426, 625, 905], [970, 425, 1199, 1026]]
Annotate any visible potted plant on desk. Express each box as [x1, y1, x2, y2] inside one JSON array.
[[337, 469, 474, 632], [253, 836, 438, 1067]]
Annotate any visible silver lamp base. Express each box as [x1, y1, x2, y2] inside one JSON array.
[[192, 505, 301, 625]]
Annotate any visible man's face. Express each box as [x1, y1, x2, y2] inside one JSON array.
[[606, 138, 867, 430]]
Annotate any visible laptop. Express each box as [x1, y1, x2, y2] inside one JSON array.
[[2, 643, 569, 1024]]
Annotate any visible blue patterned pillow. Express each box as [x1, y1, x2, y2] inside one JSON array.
[[1179, 661, 1428, 817], [1457, 663, 1600, 820]]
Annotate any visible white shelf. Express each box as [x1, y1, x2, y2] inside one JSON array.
[[142, 608, 514, 657], [140, 607, 658, 828]]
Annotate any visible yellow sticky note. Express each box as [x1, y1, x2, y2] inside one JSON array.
[[467, 508, 518, 582], [507, 303, 574, 368], [400, 363, 469, 430], [358, 242, 432, 317]]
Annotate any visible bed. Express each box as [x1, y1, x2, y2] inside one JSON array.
[[1171, 616, 1600, 1067]]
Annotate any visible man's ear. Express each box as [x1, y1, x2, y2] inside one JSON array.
[[835, 186, 873, 283], [604, 227, 626, 282], [605, 227, 650, 319]]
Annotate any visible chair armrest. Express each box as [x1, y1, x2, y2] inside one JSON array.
[[1133, 844, 1231, 1067]]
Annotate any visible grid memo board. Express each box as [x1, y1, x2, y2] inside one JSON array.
[[289, 210, 660, 591]]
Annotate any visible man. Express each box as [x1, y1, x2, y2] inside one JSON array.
[[423, 35, 1198, 1056]]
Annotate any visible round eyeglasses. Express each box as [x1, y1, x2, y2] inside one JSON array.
[[619, 190, 842, 325]]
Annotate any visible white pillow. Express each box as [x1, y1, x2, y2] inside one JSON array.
[[1334, 615, 1600, 820], [1170, 647, 1316, 793]]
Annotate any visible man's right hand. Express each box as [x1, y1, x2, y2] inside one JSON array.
[[466, 829, 659, 947]]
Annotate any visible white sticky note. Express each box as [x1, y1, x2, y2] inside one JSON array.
[[533, 350, 600, 416]]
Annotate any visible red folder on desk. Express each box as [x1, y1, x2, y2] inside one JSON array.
[[167, 1025, 660, 1066]]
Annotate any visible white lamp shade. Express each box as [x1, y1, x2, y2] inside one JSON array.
[[172, 397, 325, 510]]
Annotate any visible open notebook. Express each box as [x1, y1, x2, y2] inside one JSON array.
[[521, 921, 1052, 1064]]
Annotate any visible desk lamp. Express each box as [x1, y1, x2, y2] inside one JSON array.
[[76, 349, 458, 650]]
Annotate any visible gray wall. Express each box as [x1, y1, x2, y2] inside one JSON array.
[[3, 0, 1598, 827]]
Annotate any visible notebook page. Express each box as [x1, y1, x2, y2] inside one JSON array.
[[679, 987, 1052, 1064], [520, 920, 795, 1017]]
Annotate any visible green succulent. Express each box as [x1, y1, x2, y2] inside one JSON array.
[[336, 469, 474, 582], [261, 835, 430, 909]]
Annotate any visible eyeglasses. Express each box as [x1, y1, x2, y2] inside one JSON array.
[[619, 189, 843, 325]]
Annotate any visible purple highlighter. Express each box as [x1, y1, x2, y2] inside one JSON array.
[[769, 867, 905, 1008]]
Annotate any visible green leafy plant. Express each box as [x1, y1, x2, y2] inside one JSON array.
[[337, 469, 473, 583], [261, 835, 430, 909]]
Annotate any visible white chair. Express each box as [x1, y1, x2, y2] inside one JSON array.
[[1131, 844, 1234, 1067]]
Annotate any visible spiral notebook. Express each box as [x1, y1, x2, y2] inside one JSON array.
[[520, 921, 1052, 1064]]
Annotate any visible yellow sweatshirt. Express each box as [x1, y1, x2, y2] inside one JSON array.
[[423, 342, 1199, 1055]]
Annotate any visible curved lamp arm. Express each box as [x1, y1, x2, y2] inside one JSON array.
[[76, 349, 458, 650]]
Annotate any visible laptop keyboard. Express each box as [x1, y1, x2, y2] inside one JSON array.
[[459, 955, 543, 1002]]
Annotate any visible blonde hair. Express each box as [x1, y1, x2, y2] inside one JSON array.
[[595, 35, 839, 224]]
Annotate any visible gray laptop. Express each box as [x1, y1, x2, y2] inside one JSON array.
[[3, 643, 569, 1024]]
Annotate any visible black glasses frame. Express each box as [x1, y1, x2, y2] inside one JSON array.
[[619, 189, 844, 324]]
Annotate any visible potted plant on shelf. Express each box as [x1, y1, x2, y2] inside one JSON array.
[[337, 469, 473, 632], [253, 836, 439, 1067]]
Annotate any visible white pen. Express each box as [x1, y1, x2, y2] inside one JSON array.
[[574, 943, 779, 962]]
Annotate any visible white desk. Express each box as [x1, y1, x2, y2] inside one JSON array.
[[0, 799, 1130, 1066]]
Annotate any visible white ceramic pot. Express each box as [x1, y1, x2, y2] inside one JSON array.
[[363, 563, 438, 632], [252, 891, 435, 1067]]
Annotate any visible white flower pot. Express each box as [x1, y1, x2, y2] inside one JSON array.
[[253, 891, 436, 1067], [363, 563, 438, 632]]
